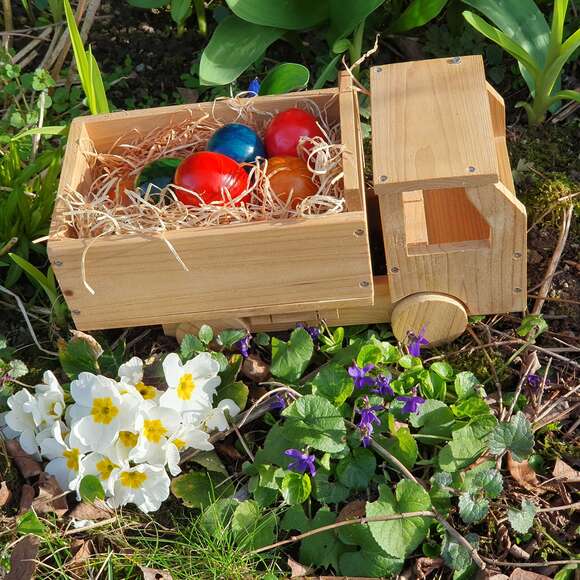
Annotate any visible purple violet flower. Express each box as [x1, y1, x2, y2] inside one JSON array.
[[397, 394, 426, 414], [270, 393, 287, 411], [296, 322, 320, 342], [526, 373, 542, 389], [238, 334, 252, 358], [356, 396, 383, 447], [373, 374, 394, 399], [248, 77, 260, 95], [348, 363, 376, 389], [285, 449, 316, 477], [408, 327, 429, 358]]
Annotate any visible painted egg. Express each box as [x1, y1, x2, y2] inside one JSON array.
[[266, 156, 318, 208], [136, 157, 181, 194], [207, 123, 265, 164], [264, 108, 324, 157], [174, 151, 249, 206]]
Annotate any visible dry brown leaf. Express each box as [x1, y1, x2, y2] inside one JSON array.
[[0, 481, 13, 508], [69, 499, 113, 521], [553, 458, 580, 482], [507, 454, 541, 491], [214, 442, 243, 462], [509, 569, 552, 580], [5, 440, 42, 478], [33, 473, 68, 517], [67, 539, 93, 578], [414, 556, 444, 579], [241, 354, 270, 382], [288, 556, 314, 578], [140, 567, 174, 580], [336, 499, 366, 522], [5, 534, 40, 580], [18, 484, 35, 514]]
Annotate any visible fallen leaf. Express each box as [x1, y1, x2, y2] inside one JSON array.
[[70, 330, 104, 359], [33, 473, 68, 516], [5, 440, 42, 478], [288, 556, 314, 578], [552, 458, 580, 482], [5, 534, 40, 580], [69, 499, 113, 521], [140, 567, 174, 580], [0, 481, 13, 508], [18, 484, 35, 514], [241, 354, 270, 383], [414, 556, 444, 579], [509, 569, 552, 580], [214, 442, 243, 462], [508, 454, 541, 491], [336, 499, 366, 522], [67, 539, 93, 577]]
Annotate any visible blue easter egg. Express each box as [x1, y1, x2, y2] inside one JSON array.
[[207, 123, 266, 164]]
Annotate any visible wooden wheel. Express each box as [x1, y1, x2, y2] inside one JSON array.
[[391, 293, 468, 346]]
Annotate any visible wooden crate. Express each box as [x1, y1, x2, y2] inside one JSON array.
[[48, 73, 374, 331]]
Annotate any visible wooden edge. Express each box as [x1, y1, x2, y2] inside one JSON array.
[[373, 173, 499, 196], [486, 81, 506, 138], [495, 136, 516, 194]]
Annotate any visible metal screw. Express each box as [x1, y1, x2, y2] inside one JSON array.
[[513, 287, 522, 293], [513, 251, 522, 259], [354, 228, 365, 237], [449, 56, 462, 64], [72, 309, 81, 315], [359, 280, 370, 288], [375, 67, 382, 73], [53, 259, 63, 267], [391, 266, 400, 273], [468, 166, 476, 173], [380, 175, 388, 182]]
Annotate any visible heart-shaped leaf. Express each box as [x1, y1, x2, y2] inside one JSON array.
[[259, 63, 310, 95]]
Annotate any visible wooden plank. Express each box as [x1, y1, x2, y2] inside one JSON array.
[[48, 212, 374, 330], [486, 81, 506, 137], [403, 191, 428, 246], [495, 136, 516, 194], [370, 56, 499, 194]]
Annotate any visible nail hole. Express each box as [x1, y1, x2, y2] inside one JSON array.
[[391, 266, 400, 273], [359, 281, 370, 288], [514, 287, 522, 293], [354, 228, 365, 237], [380, 175, 388, 182]]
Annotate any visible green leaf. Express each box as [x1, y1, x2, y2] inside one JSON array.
[[231, 500, 277, 549], [391, 0, 449, 33], [17, 510, 46, 536], [216, 381, 248, 410], [8, 359, 28, 379], [458, 493, 489, 524], [280, 471, 311, 505], [171, 471, 234, 509], [442, 532, 479, 571], [191, 451, 229, 476], [313, 473, 349, 504], [282, 395, 347, 453], [180, 334, 205, 360], [366, 481, 433, 558], [454, 372, 480, 399], [127, 0, 167, 7], [200, 498, 239, 534], [311, 363, 354, 406], [472, 468, 503, 498], [507, 499, 537, 534], [226, 0, 329, 29], [356, 344, 382, 367], [384, 427, 418, 470], [171, 0, 192, 26], [438, 425, 488, 472], [398, 354, 423, 370], [488, 411, 534, 462], [79, 475, 105, 502], [271, 327, 314, 383], [336, 448, 377, 489], [217, 329, 247, 349], [59, 338, 100, 379], [409, 399, 455, 441], [452, 396, 491, 419], [259, 63, 309, 95], [328, 0, 384, 43], [516, 314, 548, 338], [198, 324, 214, 345], [200, 16, 284, 85], [430, 361, 454, 381], [12, 125, 67, 141], [551, 89, 580, 103], [9, 253, 58, 304]]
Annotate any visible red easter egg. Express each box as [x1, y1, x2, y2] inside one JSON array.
[[267, 156, 318, 209], [264, 108, 324, 158], [174, 152, 249, 206]]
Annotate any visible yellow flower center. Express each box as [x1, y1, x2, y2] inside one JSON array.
[[63, 448, 80, 471], [119, 470, 148, 489], [96, 457, 117, 480], [173, 438, 186, 450], [136, 382, 157, 400], [177, 373, 196, 400], [119, 431, 139, 448], [143, 419, 168, 443], [91, 397, 119, 425], [48, 401, 59, 416]]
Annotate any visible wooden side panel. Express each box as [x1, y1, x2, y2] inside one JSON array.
[[49, 213, 373, 330], [486, 81, 506, 137], [403, 191, 428, 245], [370, 55, 499, 193]]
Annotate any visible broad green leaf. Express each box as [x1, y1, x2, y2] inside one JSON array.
[[336, 448, 376, 489], [17, 510, 46, 536], [384, 427, 418, 470], [488, 411, 534, 461], [311, 362, 354, 406], [452, 396, 491, 419], [59, 338, 100, 379], [391, 0, 449, 34], [507, 499, 537, 533], [271, 327, 314, 383], [442, 532, 479, 570], [280, 471, 311, 505], [180, 334, 205, 360], [226, 0, 329, 29], [517, 314, 548, 338], [409, 399, 455, 440], [217, 329, 247, 349], [79, 475, 105, 501], [313, 473, 349, 504], [438, 425, 488, 472], [9, 253, 57, 304], [551, 89, 580, 103], [253, 423, 295, 467], [171, 471, 234, 508], [454, 372, 480, 399], [200, 498, 239, 534], [458, 492, 489, 523], [328, 0, 384, 43], [216, 381, 249, 410], [8, 359, 28, 379], [191, 451, 229, 476], [171, 0, 192, 25], [366, 481, 433, 558], [550, 0, 569, 48], [472, 468, 503, 498], [259, 63, 309, 95], [231, 500, 277, 549], [430, 361, 454, 381], [282, 395, 347, 453], [200, 16, 284, 85], [281, 504, 310, 532], [198, 324, 214, 345]]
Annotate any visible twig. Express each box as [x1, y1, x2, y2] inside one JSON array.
[[538, 501, 580, 514], [232, 422, 254, 462], [63, 516, 117, 536], [0, 237, 18, 257], [528, 294, 580, 306], [532, 206, 573, 315], [2, 0, 13, 50], [535, 384, 580, 424], [533, 402, 580, 433], [506, 358, 536, 421], [31, 90, 46, 161], [13, 28, 52, 65], [482, 557, 579, 568], [252, 510, 436, 555]]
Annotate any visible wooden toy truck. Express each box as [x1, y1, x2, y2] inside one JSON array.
[[48, 56, 527, 346]]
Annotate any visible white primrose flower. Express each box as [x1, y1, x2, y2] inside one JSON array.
[[201, 399, 241, 433], [26, 371, 65, 429], [69, 373, 123, 453], [108, 464, 170, 513], [118, 357, 160, 403], [159, 352, 221, 414], [81, 452, 123, 493], [40, 422, 85, 492], [4, 389, 39, 455], [130, 405, 181, 468], [165, 423, 214, 476], [104, 430, 140, 464]]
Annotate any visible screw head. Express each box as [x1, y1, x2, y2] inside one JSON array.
[[375, 66, 382, 73], [359, 280, 370, 288], [449, 56, 462, 64], [468, 166, 476, 173], [53, 259, 63, 267], [390, 266, 400, 273], [354, 228, 365, 237], [514, 287, 522, 294], [379, 175, 388, 182], [513, 251, 523, 259], [72, 309, 81, 315]]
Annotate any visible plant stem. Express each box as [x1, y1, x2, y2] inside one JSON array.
[[193, 0, 206, 37], [2, 0, 13, 50]]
